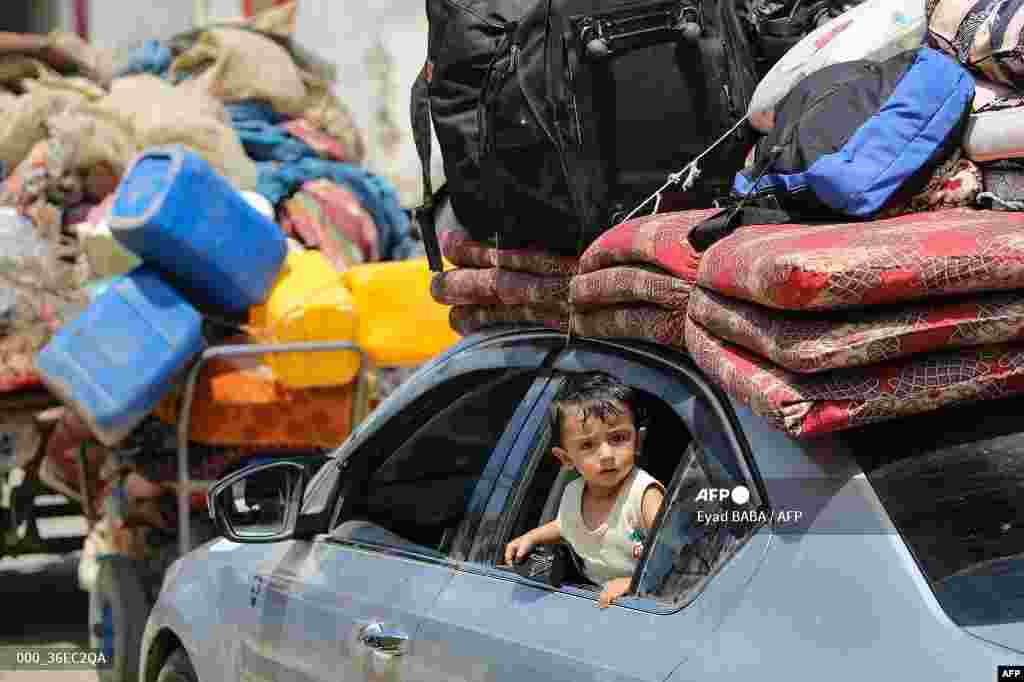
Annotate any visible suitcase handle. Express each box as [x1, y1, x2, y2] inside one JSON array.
[[576, 0, 701, 60]]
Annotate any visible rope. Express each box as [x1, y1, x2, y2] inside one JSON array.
[[621, 114, 751, 223]]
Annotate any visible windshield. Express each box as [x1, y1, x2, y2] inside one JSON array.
[[842, 396, 1024, 628]]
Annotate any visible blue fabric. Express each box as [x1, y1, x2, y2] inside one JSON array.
[[733, 167, 810, 198], [224, 102, 288, 127], [256, 159, 414, 261], [113, 40, 173, 78], [733, 48, 974, 217], [234, 121, 317, 162], [809, 48, 974, 216], [226, 101, 317, 163]]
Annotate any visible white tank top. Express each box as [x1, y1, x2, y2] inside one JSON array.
[[557, 468, 660, 585]]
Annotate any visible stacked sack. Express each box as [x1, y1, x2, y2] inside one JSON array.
[[683, 207, 1024, 438], [927, 0, 1024, 212]]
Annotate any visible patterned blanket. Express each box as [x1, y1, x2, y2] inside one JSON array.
[[449, 304, 570, 335], [697, 208, 1024, 311], [573, 305, 688, 349], [431, 268, 570, 306], [279, 178, 379, 270], [438, 224, 579, 276], [685, 318, 1024, 438], [577, 210, 712, 279], [689, 286, 1024, 373], [570, 265, 692, 311]]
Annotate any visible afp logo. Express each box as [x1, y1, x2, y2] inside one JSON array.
[[1000, 666, 1024, 679], [695, 486, 751, 505]]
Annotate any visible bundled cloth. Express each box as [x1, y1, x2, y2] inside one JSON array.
[[0, 55, 104, 178], [257, 158, 414, 260], [685, 206, 1024, 437], [279, 178, 380, 269], [53, 74, 259, 191], [152, 350, 358, 451]]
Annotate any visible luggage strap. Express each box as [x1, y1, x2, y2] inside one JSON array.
[[411, 62, 446, 273]]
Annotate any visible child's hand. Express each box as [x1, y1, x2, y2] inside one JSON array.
[[504, 534, 535, 566], [597, 577, 632, 609]]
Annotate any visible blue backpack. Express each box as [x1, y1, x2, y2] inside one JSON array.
[[689, 47, 974, 251]]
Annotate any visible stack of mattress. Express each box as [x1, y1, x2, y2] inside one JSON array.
[[431, 204, 711, 341], [431, 201, 576, 334], [685, 207, 1024, 437], [569, 210, 712, 345]]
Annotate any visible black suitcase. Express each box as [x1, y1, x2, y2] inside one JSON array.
[[412, 0, 761, 268]]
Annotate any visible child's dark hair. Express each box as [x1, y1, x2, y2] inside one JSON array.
[[550, 372, 642, 447]]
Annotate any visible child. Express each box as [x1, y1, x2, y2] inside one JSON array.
[[505, 372, 665, 608]]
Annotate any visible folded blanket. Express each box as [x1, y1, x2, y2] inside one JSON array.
[[572, 305, 688, 349], [689, 286, 1024, 373], [283, 119, 358, 163], [697, 208, 1024, 311], [279, 178, 379, 269], [449, 304, 570, 335], [685, 318, 1024, 438], [431, 268, 570, 306], [437, 202, 579, 275], [577, 209, 713, 279], [153, 353, 356, 450], [570, 265, 692, 311]]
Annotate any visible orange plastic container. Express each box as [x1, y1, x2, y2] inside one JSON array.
[[249, 251, 360, 387], [342, 258, 461, 367]]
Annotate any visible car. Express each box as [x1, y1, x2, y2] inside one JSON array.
[[139, 326, 1024, 681]]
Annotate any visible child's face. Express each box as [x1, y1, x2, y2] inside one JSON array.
[[553, 400, 638, 492]]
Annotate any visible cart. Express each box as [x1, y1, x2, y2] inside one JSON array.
[[1, 340, 371, 682]]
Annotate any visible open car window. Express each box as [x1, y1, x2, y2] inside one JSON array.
[[482, 342, 766, 610], [328, 368, 548, 561]]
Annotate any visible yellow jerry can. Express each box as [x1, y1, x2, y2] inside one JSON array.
[[249, 251, 360, 387], [342, 257, 461, 367]]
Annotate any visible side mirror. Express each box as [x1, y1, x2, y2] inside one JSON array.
[[208, 461, 307, 543]]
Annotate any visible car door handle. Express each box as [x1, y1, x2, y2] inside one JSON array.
[[358, 623, 410, 656]]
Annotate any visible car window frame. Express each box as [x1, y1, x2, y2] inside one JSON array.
[[313, 332, 566, 564], [466, 337, 768, 614]]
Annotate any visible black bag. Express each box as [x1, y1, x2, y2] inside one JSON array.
[[747, 0, 864, 71], [412, 0, 762, 269]]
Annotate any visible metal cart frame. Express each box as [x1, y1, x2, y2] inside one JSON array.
[[174, 340, 372, 556]]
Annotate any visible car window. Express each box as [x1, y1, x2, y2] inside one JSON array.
[[486, 343, 765, 610], [841, 395, 1024, 628], [329, 368, 543, 560]]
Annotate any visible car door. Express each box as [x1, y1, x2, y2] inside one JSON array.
[[414, 340, 773, 682], [237, 334, 567, 682]]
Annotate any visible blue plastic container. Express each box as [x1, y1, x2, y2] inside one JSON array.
[[108, 145, 286, 313], [35, 267, 205, 446]]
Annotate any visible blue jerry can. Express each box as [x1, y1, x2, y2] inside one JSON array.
[[35, 267, 205, 446], [108, 145, 286, 314]]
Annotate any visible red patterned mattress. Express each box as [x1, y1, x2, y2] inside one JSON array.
[[431, 268, 570, 306], [569, 266, 692, 311], [696, 208, 1024, 311], [578, 209, 712, 281], [684, 318, 1024, 438], [449, 304, 570, 335], [688, 286, 1024, 373]]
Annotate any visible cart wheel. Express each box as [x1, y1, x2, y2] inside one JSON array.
[[89, 556, 152, 682], [156, 648, 198, 682]]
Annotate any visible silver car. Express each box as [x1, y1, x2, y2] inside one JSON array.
[[140, 327, 1024, 681]]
